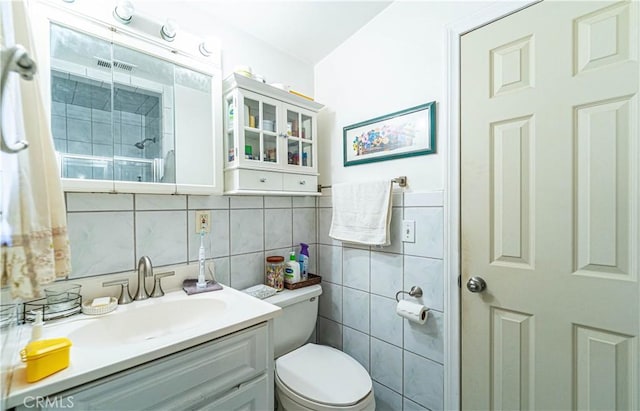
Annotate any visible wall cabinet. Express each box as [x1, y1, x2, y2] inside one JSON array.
[[31, 0, 223, 195], [223, 74, 324, 195], [16, 323, 273, 411]]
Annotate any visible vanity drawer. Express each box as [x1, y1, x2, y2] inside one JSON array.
[[283, 173, 317, 193], [47, 323, 269, 411], [235, 169, 283, 191]]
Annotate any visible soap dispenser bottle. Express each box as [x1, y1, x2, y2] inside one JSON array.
[[31, 311, 43, 342], [285, 252, 301, 284], [298, 243, 309, 281]]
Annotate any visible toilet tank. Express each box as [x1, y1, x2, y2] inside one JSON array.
[[265, 284, 322, 358]]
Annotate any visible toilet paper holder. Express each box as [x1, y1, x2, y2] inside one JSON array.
[[395, 286, 423, 302]]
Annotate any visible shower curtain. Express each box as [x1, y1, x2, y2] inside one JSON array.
[[1, 0, 71, 299]]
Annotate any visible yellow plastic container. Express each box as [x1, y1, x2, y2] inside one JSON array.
[[20, 338, 72, 382]]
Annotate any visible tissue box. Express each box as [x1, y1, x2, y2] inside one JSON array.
[[20, 338, 72, 382]]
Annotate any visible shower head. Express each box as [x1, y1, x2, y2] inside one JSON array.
[[134, 137, 156, 149]]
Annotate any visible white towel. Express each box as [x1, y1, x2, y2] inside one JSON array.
[[329, 180, 393, 246]]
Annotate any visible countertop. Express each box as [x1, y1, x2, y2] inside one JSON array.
[[6, 285, 281, 409]]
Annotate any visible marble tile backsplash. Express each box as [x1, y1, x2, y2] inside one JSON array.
[[315, 190, 445, 411], [64, 193, 317, 293]]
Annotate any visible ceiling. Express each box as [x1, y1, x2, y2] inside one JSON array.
[[145, 1, 393, 65]]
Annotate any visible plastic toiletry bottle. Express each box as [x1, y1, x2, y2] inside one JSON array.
[[285, 252, 301, 284], [31, 311, 43, 342], [299, 243, 309, 281]]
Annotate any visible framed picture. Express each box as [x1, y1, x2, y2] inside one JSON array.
[[343, 101, 436, 167]]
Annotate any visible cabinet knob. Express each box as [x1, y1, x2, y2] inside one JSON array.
[[278, 133, 287, 139], [299, 180, 306, 185], [259, 177, 267, 183]]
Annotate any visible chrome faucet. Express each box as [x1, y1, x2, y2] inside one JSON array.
[[135, 256, 153, 301]]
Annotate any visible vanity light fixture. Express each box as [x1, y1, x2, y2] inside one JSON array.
[[113, 0, 135, 25], [160, 18, 178, 42]]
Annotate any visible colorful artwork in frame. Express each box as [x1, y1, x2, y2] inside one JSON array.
[[343, 101, 436, 167]]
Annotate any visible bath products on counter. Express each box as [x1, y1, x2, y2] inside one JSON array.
[[265, 255, 285, 290], [298, 243, 309, 281], [284, 252, 301, 284]]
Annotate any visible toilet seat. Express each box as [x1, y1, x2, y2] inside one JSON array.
[[276, 343, 373, 407]]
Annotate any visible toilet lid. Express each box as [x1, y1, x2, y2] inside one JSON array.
[[276, 343, 372, 406]]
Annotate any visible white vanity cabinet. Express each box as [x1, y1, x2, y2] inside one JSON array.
[[16, 323, 273, 411], [223, 74, 324, 195]]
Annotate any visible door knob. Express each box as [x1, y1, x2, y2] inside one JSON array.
[[466, 276, 487, 293]]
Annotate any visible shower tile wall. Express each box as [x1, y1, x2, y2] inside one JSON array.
[[65, 193, 317, 292], [315, 191, 445, 411], [51, 73, 164, 181]]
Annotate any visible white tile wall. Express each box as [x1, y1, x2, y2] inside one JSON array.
[[230, 209, 264, 254], [318, 282, 342, 322], [317, 317, 342, 350], [342, 287, 370, 333], [370, 251, 403, 299], [264, 208, 292, 250], [63, 190, 445, 410], [343, 248, 370, 291], [374, 381, 403, 411], [371, 338, 403, 393], [403, 351, 444, 410], [67, 211, 134, 277], [64, 193, 317, 292], [315, 191, 446, 410], [343, 326, 370, 371], [370, 294, 403, 347], [135, 210, 187, 267]]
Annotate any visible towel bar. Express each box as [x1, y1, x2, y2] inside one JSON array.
[[317, 176, 407, 192]]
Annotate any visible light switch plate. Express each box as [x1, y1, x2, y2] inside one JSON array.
[[402, 220, 415, 243]]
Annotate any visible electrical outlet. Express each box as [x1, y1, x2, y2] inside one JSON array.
[[195, 210, 211, 233], [402, 220, 415, 243]]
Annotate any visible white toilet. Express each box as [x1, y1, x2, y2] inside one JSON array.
[[266, 284, 375, 411]]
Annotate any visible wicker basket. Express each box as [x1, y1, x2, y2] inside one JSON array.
[[284, 273, 321, 290]]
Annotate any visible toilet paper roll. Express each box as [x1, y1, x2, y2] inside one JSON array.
[[396, 300, 429, 324]]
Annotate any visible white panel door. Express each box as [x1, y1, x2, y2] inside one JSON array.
[[461, 1, 639, 410]]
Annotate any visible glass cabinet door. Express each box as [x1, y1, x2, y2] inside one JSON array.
[[112, 43, 175, 184], [241, 92, 279, 165], [225, 94, 237, 165], [285, 107, 314, 169], [50, 24, 114, 182]]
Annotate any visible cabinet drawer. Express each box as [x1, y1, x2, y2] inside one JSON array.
[[283, 173, 317, 192], [49, 324, 269, 411], [236, 169, 283, 191], [201, 374, 269, 411]]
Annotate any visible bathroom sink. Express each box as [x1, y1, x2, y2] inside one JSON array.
[[68, 299, 226, 347]]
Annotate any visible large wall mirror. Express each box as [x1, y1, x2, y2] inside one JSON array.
[[32, 0, 222, 194]]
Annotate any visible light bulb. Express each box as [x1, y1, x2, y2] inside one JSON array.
[[160, 18, 178, 42], [113, 0, 134, 24], [199, 38, 216, 57]]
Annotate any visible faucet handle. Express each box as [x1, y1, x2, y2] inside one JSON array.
[[102, 279, 133, 305], [151, 271, 175, 298]]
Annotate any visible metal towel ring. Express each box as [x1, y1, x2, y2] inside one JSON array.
[[395, 286, 423, 302]]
